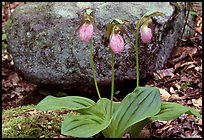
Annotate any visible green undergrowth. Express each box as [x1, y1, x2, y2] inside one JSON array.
[[2, 105, 71, 138]]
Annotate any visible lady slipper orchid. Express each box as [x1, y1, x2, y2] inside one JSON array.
[[109, 33, 125, 54], [140, 22, 152, 43], [79, 22, 94, 42]]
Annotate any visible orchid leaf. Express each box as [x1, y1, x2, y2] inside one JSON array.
[[151, 102, 202, 121], [97, 98, 120, 138], [61, 102, 111, 138], [128, 118, 151, 138], [35, 95, 95, 111], [112, 87, 161, 137]]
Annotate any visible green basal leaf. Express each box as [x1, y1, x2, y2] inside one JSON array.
[[97, 98, 120, 119], [86, 9, 92, 15], [112, 87, 161, 137], [113, 18, 124, 24], [150, 102, 202, 121], [35, 95, 95, 111], [97, 98, 120, 138], [61, 103, 112, 138], [128, 118, 151, 138]]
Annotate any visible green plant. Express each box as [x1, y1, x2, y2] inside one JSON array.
[[189, 2, 202, 17], [36, 9, 202, 138], [2, 33, 7, 50], [180, 81, 190, 91], [2, 32, 12, 61]]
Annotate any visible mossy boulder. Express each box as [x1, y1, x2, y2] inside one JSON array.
[[5, 2, 195, 97], [2, 105, 71, 138]]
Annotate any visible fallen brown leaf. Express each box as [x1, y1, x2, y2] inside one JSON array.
[[159, 88, 171, 101], [192, 97, 202, 107], [180, 75, 192, 82], [170, 87, 176, 94], [156, 68, 175, 79]]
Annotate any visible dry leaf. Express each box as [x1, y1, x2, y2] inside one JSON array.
[[153, 72, 162, 80], [174, 62, 181, 70], [170, 87, 176, 94], [181, 75, 192, 82], [173, 47, 186, 57], [186, 64, 196, 70], [187, 47, 197, 58], [192, 97, 202, 107], [170, 94, 181, 100], [11, 73, 20, 86], [180, 61, 197, 68], [174, 83, 181, 90], [173, 46, 198, 60], [194, 64, 202, 72], [156, 68, 175, 79], [159, 88, 171, 101]]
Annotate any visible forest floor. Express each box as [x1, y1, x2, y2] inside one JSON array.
[[2, 2, 202, 138]]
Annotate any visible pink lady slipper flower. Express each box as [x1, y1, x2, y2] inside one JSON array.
[[109, 33, 125, 54], [79, 22, 94, 42], [140, 19, 153, 43]]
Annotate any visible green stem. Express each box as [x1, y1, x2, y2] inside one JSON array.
[[89, 39, 106, 113], [135, 30, 139, 88], [110, 51, 115, 118], [90, 39, 102, 99]]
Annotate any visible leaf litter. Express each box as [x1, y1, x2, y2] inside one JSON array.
[[144, 34, 202, 138]]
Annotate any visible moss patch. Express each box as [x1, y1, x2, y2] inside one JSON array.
[[2, 105, 71, 138]]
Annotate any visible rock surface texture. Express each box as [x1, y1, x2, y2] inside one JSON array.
[[6, 2, 194, 96]]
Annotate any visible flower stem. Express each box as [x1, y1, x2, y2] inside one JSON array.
[[89, 39, 106, 114], [135, 30, 139, 88], [89, 39, 102, 100], [110, 51, 115, 118]]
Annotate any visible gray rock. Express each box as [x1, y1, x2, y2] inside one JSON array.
[[6, 2, 194, 97]]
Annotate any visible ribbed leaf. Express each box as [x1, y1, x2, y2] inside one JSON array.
[[97, 98, 120, 117], [113, 87, 161, 137], [35, 95, 95, 111], [151, 102, 202, 121], [128, 118, 151, 138], [61, 104, 111, 138], [97, 98, 120, 138]]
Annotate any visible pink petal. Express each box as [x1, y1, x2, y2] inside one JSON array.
[[109, 34, 125, 54], [79, 23, 93, 42], [140, 25, 152, 43]]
